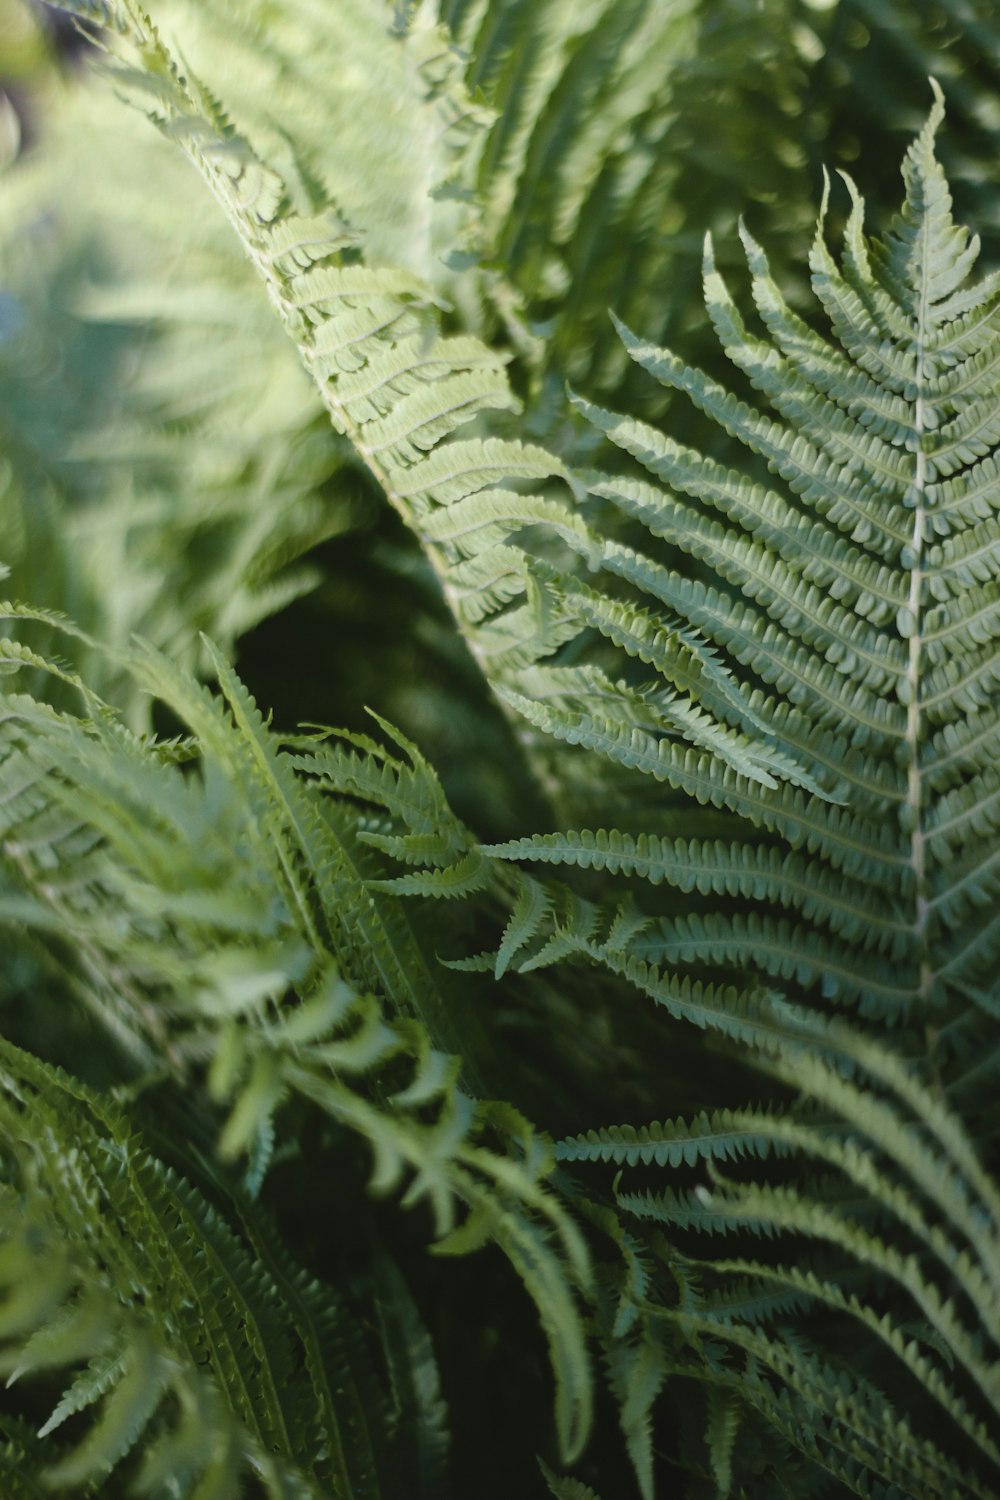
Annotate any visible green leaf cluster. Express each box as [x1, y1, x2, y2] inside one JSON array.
[[2, 1, 1000, 1496]]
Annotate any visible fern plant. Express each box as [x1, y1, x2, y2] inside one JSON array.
[[3, 0, 1000, 1496]]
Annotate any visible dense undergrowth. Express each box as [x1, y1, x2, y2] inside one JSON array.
[[2, 2, 1000, 1496]]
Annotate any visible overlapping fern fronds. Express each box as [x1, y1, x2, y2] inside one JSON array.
[[0, 613, 592, 1468], [9, 1, 1000, 1496], [474, 82, 1000, 1499], [59, 0, 827, 850], [262, 71, 1000, 1493]]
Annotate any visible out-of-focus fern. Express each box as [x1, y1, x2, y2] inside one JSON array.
[[443, 0, 831, 424], [0, 40, 357, 714], [810, 1, 1000, 264]]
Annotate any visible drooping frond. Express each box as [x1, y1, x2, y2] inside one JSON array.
[[0, 617, 592, 1463]]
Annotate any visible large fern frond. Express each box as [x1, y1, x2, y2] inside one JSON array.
[[483, 83, 1000, 1032]]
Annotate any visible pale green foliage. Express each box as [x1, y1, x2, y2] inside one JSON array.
[[2, 1, 1000, 1497], [0, 89, 348, 713]]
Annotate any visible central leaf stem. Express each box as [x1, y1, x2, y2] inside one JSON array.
[[905, 342, 932, 1006]]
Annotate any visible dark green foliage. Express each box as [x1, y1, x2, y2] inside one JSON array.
[[2, 2, 1000, 1496]]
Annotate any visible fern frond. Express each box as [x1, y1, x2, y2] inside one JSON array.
[[40, 0, 830, 856], [0, 621, 593, 1463], [539, 1457, 605, 1500], [468, 85, 1000, 1034], [557, 1107, 806, 1171], [576, 1007, 1000, 1495], [0, 1038, 388, 1498], [484, 829, 913, 957]]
